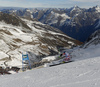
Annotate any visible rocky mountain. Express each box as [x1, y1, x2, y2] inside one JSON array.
[[0, 12, 82, 67], [82, 29, 100, 48], [1, 5, 100, 42]]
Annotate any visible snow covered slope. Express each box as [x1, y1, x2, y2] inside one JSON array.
[[0, 44, 100, 87]]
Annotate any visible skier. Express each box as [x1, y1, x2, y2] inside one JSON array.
[[62, 51, 70, 62]]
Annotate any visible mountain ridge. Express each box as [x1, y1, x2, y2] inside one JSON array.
[[2, 6, 100, 42]]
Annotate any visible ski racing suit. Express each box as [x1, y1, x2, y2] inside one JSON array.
[[63, 52, 70, 62]]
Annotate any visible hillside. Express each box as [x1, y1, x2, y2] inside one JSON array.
[[0, 13, 82, 68]]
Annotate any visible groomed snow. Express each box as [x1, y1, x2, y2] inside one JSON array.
[[0, 56, 100, 87]]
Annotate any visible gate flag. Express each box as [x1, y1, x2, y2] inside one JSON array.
[[22, 52, 31, 70]]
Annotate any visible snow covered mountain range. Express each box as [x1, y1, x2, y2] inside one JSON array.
[[0, 12, 81, 68], [1, 5, 100, 42]]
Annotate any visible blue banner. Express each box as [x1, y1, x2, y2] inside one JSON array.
[[22, 53, 31, 71], [22, 54, 29, 61]]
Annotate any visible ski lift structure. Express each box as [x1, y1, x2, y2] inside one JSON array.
[[22, 52, 31, 71]]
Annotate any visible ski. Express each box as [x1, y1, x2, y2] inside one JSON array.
[[49, 60, 73, 67]]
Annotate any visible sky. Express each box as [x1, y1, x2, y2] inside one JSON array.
[[0, 0, 100, 8]]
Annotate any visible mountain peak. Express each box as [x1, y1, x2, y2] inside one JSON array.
[[95, 5, 100, 12], [73, 5, 79, 8], [70, 5, 80, 12], [95, 5, 100, 8], [91, 5, 100, 12]]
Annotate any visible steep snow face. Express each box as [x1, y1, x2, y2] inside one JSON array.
[[0, 44, 100, 87]]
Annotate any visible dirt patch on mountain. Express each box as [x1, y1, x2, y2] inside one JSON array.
[[0, 30, 13, 35]]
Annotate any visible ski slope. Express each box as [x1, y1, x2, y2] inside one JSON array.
[[0, 56, 100, 87], [0, 44, 100, 87]]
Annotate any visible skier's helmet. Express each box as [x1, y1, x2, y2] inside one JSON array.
[[63, 51, 66, 53]]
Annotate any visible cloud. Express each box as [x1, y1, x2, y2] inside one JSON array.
[[0, 0, 100, 8], [72, 0, 100, 2], [70, 0, 100, 8], [0, 0, 42, 7]]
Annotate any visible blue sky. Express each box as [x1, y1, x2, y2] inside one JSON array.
[[0, 0, 100, 8]]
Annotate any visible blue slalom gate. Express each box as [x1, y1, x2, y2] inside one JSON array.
[[22, 52, 31, 71]]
